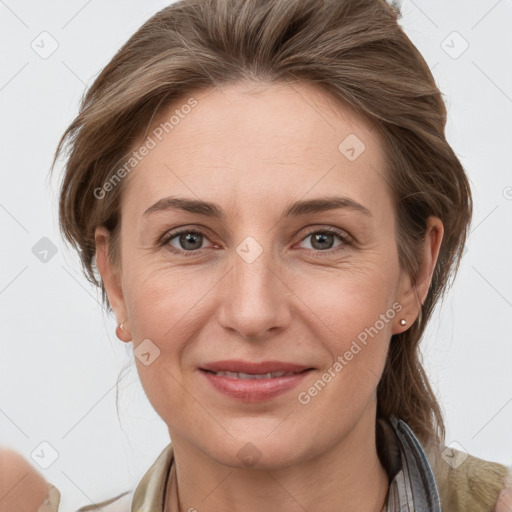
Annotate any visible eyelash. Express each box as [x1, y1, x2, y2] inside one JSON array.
[[159, 226, 353, 258]]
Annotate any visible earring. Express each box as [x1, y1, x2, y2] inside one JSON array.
[[399, 319, 407, 326], [116, 320, 131, 342]]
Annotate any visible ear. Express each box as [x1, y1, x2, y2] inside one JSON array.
[[95, 226, 132, 342], [392, 216, 444, 334]]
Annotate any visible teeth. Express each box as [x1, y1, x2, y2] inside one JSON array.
[[212, 371, 291, 379]]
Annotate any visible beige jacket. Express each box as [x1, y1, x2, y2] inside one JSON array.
[[39, 443, 512, 512]]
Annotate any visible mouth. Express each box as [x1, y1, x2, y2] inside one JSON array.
[[198, 361, 314, 402], [200, 359, 313, 374], [201, 369, 308, 379]]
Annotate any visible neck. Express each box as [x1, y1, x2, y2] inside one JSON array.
[[166, 405, 389, 512]]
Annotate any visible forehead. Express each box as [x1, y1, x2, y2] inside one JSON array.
[[122, 81, 391, 216]]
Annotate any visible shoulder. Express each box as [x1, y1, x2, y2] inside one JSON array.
[[36, 483, 133, 512], [426, 444, 512, 512], [72, 441, 173, 512], [75, 490, 134, 512]]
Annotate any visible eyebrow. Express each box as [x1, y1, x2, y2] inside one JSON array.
[[143, 196, 372, 220]]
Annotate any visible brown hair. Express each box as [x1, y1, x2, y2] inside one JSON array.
[[53, 0, 473, 451]]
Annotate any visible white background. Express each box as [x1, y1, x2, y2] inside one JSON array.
[[0, 1, 511, 511]]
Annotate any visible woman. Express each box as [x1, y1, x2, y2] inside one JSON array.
[[1, 0, 510, 511]]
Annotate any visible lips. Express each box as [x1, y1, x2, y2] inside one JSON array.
[[199, 360, 314, 402]]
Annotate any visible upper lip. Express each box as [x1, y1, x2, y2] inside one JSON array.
[[200, 360, 312, 374]]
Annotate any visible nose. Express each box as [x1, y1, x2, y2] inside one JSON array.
[[217, 246, 292, 341]]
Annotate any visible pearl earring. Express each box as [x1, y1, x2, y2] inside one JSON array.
[[399, 319, 407, 326], [116, 320, 131, 342]]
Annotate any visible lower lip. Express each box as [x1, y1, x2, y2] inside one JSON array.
[[200, 369, 313, 403]]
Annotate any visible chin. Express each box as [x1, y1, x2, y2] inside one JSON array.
[[200, 429, 308, 470]]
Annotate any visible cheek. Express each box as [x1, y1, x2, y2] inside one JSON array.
[[293, 268, 397, 429], [121, 266, 213, 419], [122, 260, 220, 339], [292, 257, 399, 387], [293, 255, 400, 336]]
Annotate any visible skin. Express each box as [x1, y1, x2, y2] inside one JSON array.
[[96, 81, 444, 512], [495, 477, 512, 512], [0, 449, 49, 512]]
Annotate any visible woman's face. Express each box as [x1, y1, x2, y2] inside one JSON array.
[[97, 81, 439, 468]]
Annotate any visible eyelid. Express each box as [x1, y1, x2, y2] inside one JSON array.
[[299, 225, 352, 242]]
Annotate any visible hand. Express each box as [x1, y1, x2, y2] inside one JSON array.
[[0, 448, 50, 512]]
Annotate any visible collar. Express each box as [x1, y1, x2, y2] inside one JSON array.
[[378, 416, 442, 511], [131, 442, 174, 512], [131, 416, 441, 512]]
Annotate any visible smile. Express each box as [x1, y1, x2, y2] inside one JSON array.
[[205, 370, 302, 379], [199, 366, 313, 403]]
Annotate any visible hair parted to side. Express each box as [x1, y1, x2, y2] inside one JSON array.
[[53, 0, 473, 452]]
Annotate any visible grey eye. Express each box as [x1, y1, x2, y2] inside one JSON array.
[[169, 231, 205, 251], [299, 231, 345, 251]]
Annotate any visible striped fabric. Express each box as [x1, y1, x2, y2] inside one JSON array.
[[380, 416, 442, 511]]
